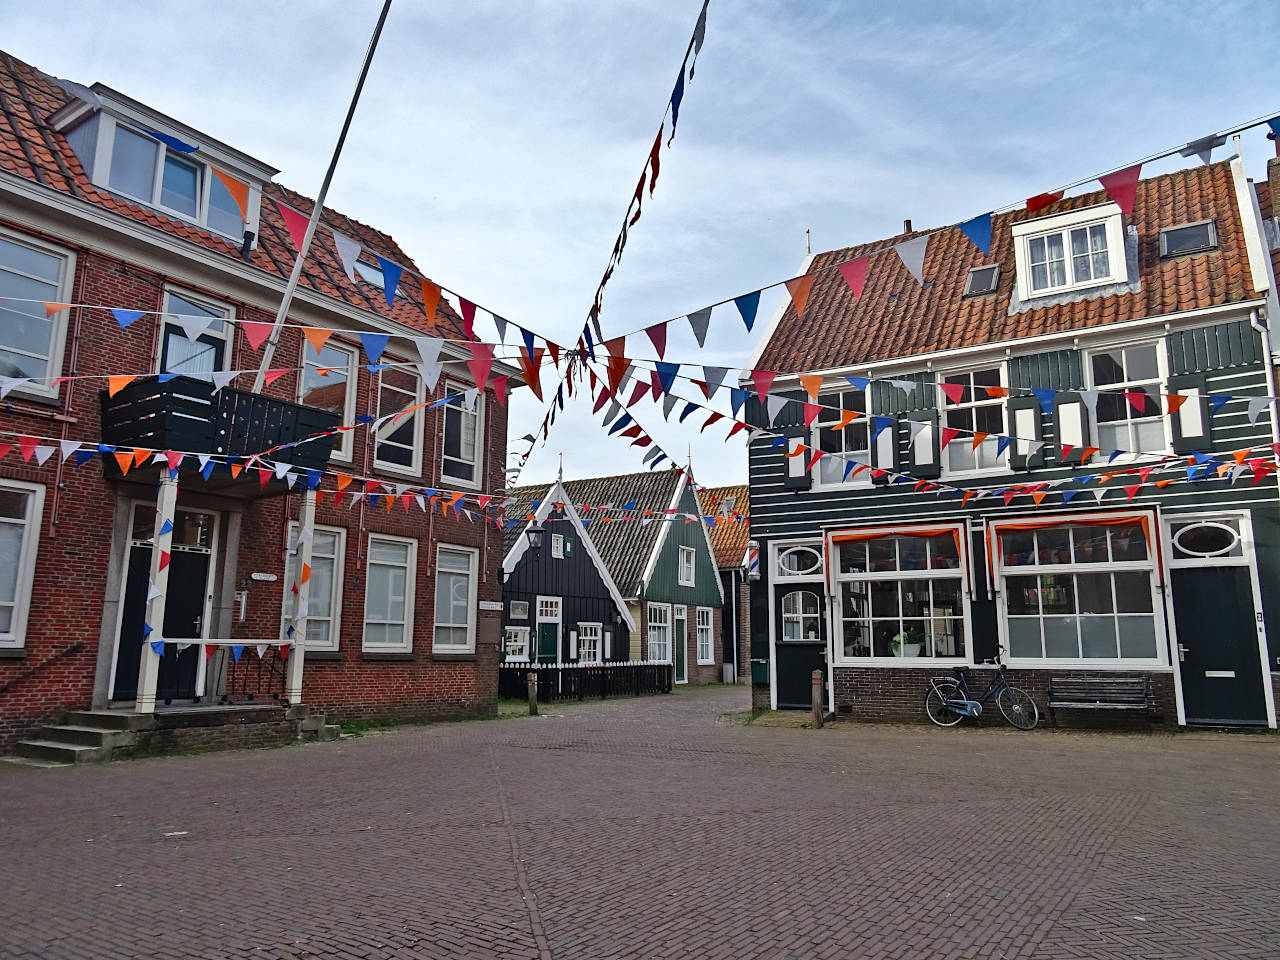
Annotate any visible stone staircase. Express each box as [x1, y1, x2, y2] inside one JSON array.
[[3, 706, 339, 768]]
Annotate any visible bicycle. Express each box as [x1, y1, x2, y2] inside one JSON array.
[[924, 647, 1039, 730]]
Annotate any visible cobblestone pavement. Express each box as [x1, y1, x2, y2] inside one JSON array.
[[2, 686, 1279, 960]]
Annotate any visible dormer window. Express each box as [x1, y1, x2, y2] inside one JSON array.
[[105, 123, 240, 234], [1012, 203, 1127, 301]]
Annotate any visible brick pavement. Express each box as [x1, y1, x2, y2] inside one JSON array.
[[1, 686, 1278, 959]]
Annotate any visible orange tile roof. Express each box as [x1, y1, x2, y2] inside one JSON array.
[[0, 49, 465, 340], [756, 163, 1263, 374], [698, 483, 749, 568]]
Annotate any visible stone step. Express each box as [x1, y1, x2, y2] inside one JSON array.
[[0, 755, 69, 769], [13, 739, 106, 764], [298, 714, 327, 733], [64, 711, 155, 732], [317, 724, 340, 742], [40, 724, 137, 748]]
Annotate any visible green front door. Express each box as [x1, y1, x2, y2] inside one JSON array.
[[673, 606, 688, 683], [537, 623, 559, 664], [1172, 566, 1268, 725]]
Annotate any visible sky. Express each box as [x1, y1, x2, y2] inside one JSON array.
[[4, 0, 1278, 490]]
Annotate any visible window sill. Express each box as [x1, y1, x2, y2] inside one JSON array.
[[361, 650, 414, 661], [832, 657, 970, 667], [440, 472, 481, 491], [432, 651, 476, 661], [372, 461, 422, 480], [0, 647, 26, 659], [696, 659, 715, 666]]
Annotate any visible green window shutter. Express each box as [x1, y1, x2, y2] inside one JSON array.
[[902, 409, 941, 480], [1007, 396, 1045, 470], [1168, 373, 1210, 454]]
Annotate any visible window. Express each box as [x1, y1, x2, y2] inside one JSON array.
[[434, 545, 477, 652], [941, 367, 1006, 473], [963, 264, 1000, 297], [504, 626, 529, 660], [813, 388, 870, 485], [778, 546, 823, 577], [109, 124, 203, 223], [282, 523, 345, 651], [375, 366, 424, 475], [363, 534, 416, 652], [578, 622, 602, 663], [647, 603, 671, 662], [1013, 206, 1126, 299], [510, 600, 529, 620], [159, 290, 231, 380], [1089, 343, 1166, 454], [1169, 518, 1244, 561], [442, 380, 483, 487], [354, 260, 402, 299], [781, 590, 821, 641], [0, 231, 72, 393], [1160, 221, 1217, 258], [833, 529, 966, 662], [696, 607, 714, 664], [998, 521, 1160, 664], [299, 342, 356, 459], [537, 597, 561, 621], [678, 546, 696, 586], [551, 534, 564, 559], [0, 480, 45, 649]]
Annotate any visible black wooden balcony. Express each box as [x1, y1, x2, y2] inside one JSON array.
[[100, 375, 340, 489]]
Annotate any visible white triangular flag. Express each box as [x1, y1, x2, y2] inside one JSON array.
[[176, 642, 192, 653], [766, 395, 789, 426], [33, 445, 55, 465], [415, 494, 426, 511], [256, 643, 269, 659], [0, 377, 28, 399], [274, 461, 290, 479], [417, 360, 443, 393], [59, 440, 81, 460], [1247, 396, 1272, 423], [211, 371, 236, 392], [907, 421, 927, 446], [285, 472, 298, 488], [176, 312, 213, 344], [196, 454, 212, 472], [890, 378, 917, 398], [331, 230, 362, 283], [662, 392, 679, 420], [147, 583, 163, 602], [296, 598, 309, 619], [1078, 390, 1100, 418], [893, 235, 929, 285], [296, 525, 313, 545], [463, 387, 479, 411]]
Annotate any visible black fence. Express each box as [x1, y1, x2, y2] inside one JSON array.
[[499, 661, 673, 702], [101, 375, 339, 472]]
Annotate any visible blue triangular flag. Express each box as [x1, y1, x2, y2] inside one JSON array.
[[622, 499, 637, 510], [375, 256, 402, 309], [608, 414, 632, 435], [1031, 388, 1056, 415], [649, 453, 667, 469], [1191, 450, 1214, 465], [735, 291, 760, 331], [893, 474, 911, 484], [360, 332, 390, 364], [306, 469, 321, 489], [1061, 489, 1079, 503], [770, 436, 787, 449], [157, 373, 178, 383], [871, 416, 894, 439], [583, 324, 596, 361], [730, 387, 748, 418], [995, 436, 1013, 457], [556, 385, 565, 410], [143, 128, 197, 153], [522, 327, 536, 359], [367, 363, 392, 373], [668, 67, 685, 145], [845, 376, 871, 391], [231, 644, 245, 663], [142, 622, 154, 638], [1269, 118, 1280, 140], [704, 516, 716, 529], [680, 402, 698, 423], [159, 519, 173, 536], [842, 460, 856, 481], [1209, 394, 1231, 415], [201, 459, 215, 480], [356, 414, 374, 424], [656, 362, 679, 394], [1108, 450, 1124, 463], [112, 308, 145, 329], [581, 518, 591, 527], [73, 449, 96, 465], [150, 639, 165, 655], [959, 212, 992, 254], [97, 443, 116, 453]]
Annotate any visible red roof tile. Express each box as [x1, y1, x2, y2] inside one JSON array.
[[698, 484, 749, 568], [756, 164, 1262, 374]]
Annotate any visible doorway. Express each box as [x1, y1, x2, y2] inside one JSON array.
[[1166, 515, 1274, 727], [535, 596, 561, 665], [112, 504, 217, 702], [673, 604, 688, 683], [774, 586, 825, 709]]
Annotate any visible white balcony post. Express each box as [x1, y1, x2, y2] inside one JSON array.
[[285, 489, 316, 704], [135, 473, 178, 714]]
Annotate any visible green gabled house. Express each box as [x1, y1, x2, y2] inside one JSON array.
[[504, 468, 726, 684]]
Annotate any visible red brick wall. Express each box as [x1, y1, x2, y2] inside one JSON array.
[[0, 222, 509, 749], [635, 599, 723, 684]]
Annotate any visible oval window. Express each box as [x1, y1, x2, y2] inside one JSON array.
[[1172, 521, 1241, 559], [779, 546, 822, 576]]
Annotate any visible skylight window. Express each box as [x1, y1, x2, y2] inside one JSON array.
[[1159, 221, 1217, 258], [963, 265, 1000, 297], [354, 261, 386, 287]]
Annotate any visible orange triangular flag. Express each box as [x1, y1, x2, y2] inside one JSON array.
[[1032, 492, 1047, 505], [113, 450, 133, 475], [132, 447, 152, 467], [300, 563, 312, 584], [835, 410, 859, 429], [211, 168, 250, 221], [303, 327, 333, 356], [784, 275, 816, 318], [798, 373, 823, 400], [1233, 448, 1252, 465], [1165, 393, 1188, 415], [108, 375, 136, 397], [336, 474, 353, 490], [971, 431, 989, 450], [983, 385, 1008, 399], [385, 495, 394, 513], [230, 462, 244, 478], [43, 302, 72, 317], [1155, 479, 1173, 488], [421, 279, 442, 329]]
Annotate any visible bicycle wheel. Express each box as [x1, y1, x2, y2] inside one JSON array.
[[925, 680, 965, 727], [997, 685, 1039, 730]]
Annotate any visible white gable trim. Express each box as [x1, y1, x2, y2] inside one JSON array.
[[502, 479, 636, 634], [639, 474, 725, 604]]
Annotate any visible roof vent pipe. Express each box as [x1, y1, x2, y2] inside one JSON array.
[[903, 219, 912, 233]]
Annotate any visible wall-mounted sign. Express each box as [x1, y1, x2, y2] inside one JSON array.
[[251, 572, 278, 582], [478, 601, 504, 611]]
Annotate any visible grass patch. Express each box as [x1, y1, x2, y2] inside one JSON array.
[[337, 716, 400, 736]]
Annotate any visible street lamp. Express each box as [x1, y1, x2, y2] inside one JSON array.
[[526, 523, 544, 553]]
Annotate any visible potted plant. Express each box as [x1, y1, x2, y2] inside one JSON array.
[[890, 627, 925, 657]]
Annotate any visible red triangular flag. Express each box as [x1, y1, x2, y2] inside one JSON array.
[[645, 323, 668, 359], [838, 257, 868, 302], [593, 387, 612, 414], [805, 450, 824, 472], [1123, 484, 1141, 501], [1124, 391, 1146, 413], [459, 298, 477, 339], [803, 403, 821, 428], [164, 451, 181, 471], [1026, 191, 1064, 213], [159, 550, 171, 571], [1099, 164, 1141, 217], [784, 274, 816, 318], [205, 644, 218, 661], [520, 347, 545, 402], [262, 369, 289, 387], [939, 382, 966, 405], [628, 380, 651, 407], [492, 375, 508, 407], [1166, 393, 1188, 415], [940, 427, 960, 450], [466, 343, 495, 390], [242, 321, 273, 351], [274, 200, 310, 252], [751, 370, 776, 400], [548, 342, 560, 369], [700, 412, 724, 433]]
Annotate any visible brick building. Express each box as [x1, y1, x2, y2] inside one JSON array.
[[698, 483, 750, 685], [0, 51, 518, 758], [745, 153, 1280, 727]]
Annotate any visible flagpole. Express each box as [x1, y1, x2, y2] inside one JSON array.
[[252, 0, 394, 392]]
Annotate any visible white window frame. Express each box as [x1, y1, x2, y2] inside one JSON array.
[[811, 387, 873, 490], [647, 602, 672, 663], [504, 625, 530, 661], [1085, 338, 1171, 459], [992, 512, 1167, 670], [777, 544, 825, 578], [696, 607, 714, 664], [362, 533, 417, 653], [0, 479, 45, 649], [828, 522, 973, 668], [938, 362, 1009, 479], [1012, 203, 1127, 301], [299, 340, 357, 462], [678, 545, 696, 587], [551, 533, 564, 559], [440, 378, 484, 490], [434, 543, 479, 654], [158, 286, 233, 378], [0, 226, 75, 401], [282, 522, 346, 652], [578, 622, 603, 663], [373, 362, 425, 478]]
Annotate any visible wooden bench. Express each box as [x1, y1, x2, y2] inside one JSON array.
[[1046, 676, 1154, 727]]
